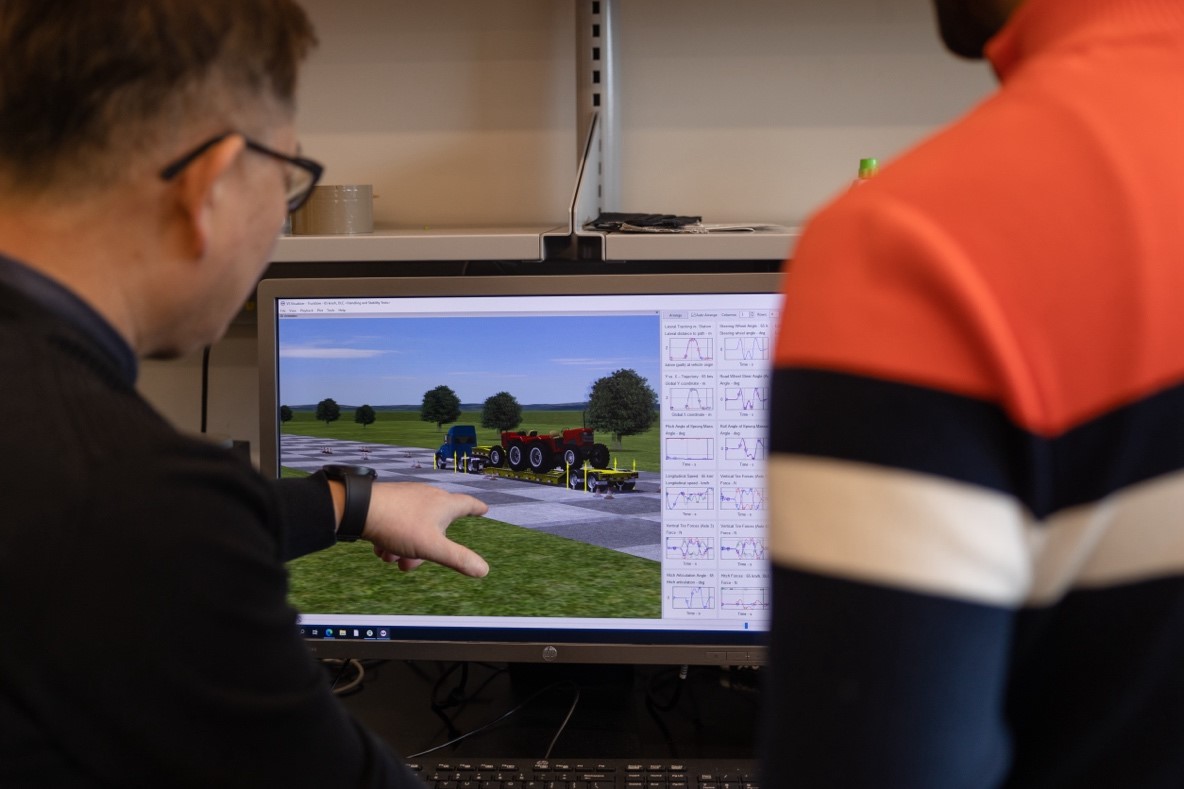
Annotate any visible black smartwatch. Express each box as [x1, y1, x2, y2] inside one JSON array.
[[322, 464, 377, 542]]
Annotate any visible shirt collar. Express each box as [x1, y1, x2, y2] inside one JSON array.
[[0, 253, 138, 383], [987, 0, 1184, 79]]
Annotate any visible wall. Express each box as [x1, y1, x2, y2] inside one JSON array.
[[138, 0, 998, 460]]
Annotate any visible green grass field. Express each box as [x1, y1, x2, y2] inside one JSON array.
[[287, 516, 662, 618], [281, 409, 661, 473]]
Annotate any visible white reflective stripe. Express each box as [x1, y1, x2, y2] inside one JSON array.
[[1055, 470, 1184, 596], [769, 456, 1184, 607], [767, 455, 1033, 606]]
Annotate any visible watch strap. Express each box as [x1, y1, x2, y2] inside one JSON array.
[[323, 465, 376, 542]]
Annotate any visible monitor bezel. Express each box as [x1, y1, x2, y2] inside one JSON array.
[[257, 272, 780, 666]]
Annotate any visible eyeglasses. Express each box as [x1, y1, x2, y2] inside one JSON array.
[[159, 132, 324, 213]]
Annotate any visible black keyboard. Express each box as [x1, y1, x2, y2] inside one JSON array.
[[407, 758, 759, 788]]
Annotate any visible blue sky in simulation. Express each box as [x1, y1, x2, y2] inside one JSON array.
[[278, 314, 661, 407]]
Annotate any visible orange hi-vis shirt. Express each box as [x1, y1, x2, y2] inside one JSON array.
[[763, 0, 1184, 785]]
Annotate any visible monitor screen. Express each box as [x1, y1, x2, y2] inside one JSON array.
[[257, 272, 780, 665]]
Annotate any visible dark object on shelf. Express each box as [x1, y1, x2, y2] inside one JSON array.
[[589, 212, 702, 232]]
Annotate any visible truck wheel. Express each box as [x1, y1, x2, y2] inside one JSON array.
[[507, 441, 528, 471], [561, 445, 580, 468], [435, 452, 448, 469], [568, 471, 585, 490], [488, 445, 505, 467], [589, 443, 610, 469], [528, 443, 553, 472]]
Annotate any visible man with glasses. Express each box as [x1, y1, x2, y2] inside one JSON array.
[[0, 2, 487, 786]]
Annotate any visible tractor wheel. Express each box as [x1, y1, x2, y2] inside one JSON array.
[[561, 445, 580, 468], [589, 443, 610, 469], [528, 443, 554, 473], [507, 441, 528, 471], [488, 445, 506, 467]]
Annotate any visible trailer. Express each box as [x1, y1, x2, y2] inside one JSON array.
[[436, 444, 639, 492]]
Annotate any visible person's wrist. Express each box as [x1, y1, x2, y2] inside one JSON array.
[[322, 465, 377, 542]]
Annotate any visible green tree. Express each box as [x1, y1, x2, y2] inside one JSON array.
[[481, 391, 522, 433], [586, 369, 658, 448], [315, 398, 340, 426], [279, 405, 293, 423], [354, 404, 376, 429], [420, 385, 461, 431]]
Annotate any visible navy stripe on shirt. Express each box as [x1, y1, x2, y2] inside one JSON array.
[[769, 367, 1184, 519]]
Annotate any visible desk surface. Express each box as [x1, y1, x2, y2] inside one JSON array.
[[333, 661, 762, 762]]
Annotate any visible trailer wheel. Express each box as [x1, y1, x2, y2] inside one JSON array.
[[507, 441, 528, 471], [589, 443, 610, 469], [488, 445, 506, 467], [568, 471, 585, 490]]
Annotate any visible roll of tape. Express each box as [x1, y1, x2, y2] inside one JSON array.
[[290, 184, 374, 235]]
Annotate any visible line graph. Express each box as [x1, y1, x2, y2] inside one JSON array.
[[721, 587, 770, 611], [665, 537, 715, 561], [671, 585, 716, 610], [723, 337, 770, 361], [722, 436, 767, 461], [666, 437, 714, 461], [720, 538, 768, 561], [668, 337, 713, 362], [723, 386, 769, 411], [668, 387, 714, 413], [720, 487, 766, 511], [664, 486, 715, 510]]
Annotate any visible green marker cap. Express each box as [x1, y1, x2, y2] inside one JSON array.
[[858, 158, 879, 178]]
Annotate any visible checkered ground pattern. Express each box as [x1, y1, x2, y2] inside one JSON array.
[[281, 434, 662, 561]]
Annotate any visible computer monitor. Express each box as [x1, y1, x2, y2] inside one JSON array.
[[257, 272, 780, 665]]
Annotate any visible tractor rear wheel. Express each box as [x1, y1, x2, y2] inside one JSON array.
[[528, 443, 554, 472], [589, 443, 610, 469], [507, 441, 528, 471]]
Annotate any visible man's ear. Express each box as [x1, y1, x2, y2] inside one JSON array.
[[170, 135, 247, 260]]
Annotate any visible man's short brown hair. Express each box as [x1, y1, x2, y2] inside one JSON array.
[[0, 0, 317, 195]]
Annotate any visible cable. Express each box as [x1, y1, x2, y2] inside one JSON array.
[[324, 658, 366, 696], [407, 680, 579, 760], [200, 345, 211, 434], [643, 665, 689, 757], [542, 685, 581, 760]]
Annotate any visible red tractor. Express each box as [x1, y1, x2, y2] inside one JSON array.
[[487, 427, 610, 473]]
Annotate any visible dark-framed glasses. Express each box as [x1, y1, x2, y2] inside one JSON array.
[[159, 132, 324, 213]]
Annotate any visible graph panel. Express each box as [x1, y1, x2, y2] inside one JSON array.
[[671, 585, 716, 610], [668, 337, 714, 362], [664, 486, 715, 510], [668, 387, 714, 413], [720, 537, 768, 561], [720, 487, 766, 511], [665, 537, 715, 561], [723, 337, 770, 362], [720, 587, 770, 611], [722, 386, 769, 412], [666, 437, 715, 461]]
